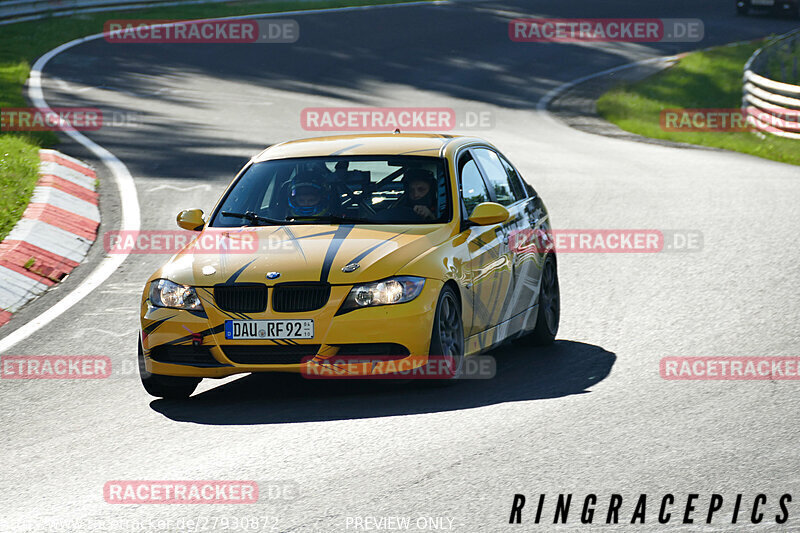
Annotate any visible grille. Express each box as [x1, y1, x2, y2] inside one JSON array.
[[272, 283, 330, 313], [221, 344, 321, 365], [214, 284, 267, 313], [149, 345, 226, 367]]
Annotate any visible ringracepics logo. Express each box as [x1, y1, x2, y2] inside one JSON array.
[[1, 356, 111, 379], [508, 493, 792, 526], [300, 107, 494, 132], [661, 357, 800, 380], [103, 481, 259, 504], [509, 18, 703, 43], [103, 19, 298, 43]]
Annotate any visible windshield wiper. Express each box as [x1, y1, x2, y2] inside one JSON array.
[[220, 211, 284, 226], [286, 215, 373, 224]]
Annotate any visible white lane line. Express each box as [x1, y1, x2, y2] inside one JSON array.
[[0, 35, 140, 353], [0, 1, 450, 353], [147, 183, 212, 192]]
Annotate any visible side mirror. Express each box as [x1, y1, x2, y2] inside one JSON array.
[[177, 209, 205, 231], [467, 202, 509, 226]]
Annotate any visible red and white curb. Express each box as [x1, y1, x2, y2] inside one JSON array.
[[0, 149, 99, 326]]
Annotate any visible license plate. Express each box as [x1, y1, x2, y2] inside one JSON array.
[[225, 320, 314, 340], [751, 0, 774, 5]]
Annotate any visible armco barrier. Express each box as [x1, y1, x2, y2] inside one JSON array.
[[742, 29, 800, 140]]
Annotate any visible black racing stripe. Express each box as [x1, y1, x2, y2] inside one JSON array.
[[166, 323, 226, 346], [285, 230, 339, 240], [346, 230, 409, 265], [281, 226, 307, 262], [319, 225, 354, 282], [224, 259, 256, 284], [198, 288, 240, 321], [398, 148, 439, 155], [330, 144, 363, 155], [143, 315, 176, 335]]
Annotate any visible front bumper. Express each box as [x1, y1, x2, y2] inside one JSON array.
[[140, 279, 443, 378]]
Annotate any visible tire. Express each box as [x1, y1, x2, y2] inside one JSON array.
[[426, 285, 465, 382], [736, 0, 749, 15], [529, 255, 560, 345], [138, 338, 200, 399]]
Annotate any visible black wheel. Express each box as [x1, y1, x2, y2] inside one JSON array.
[[529, 255, 560, 345], [736, 0, 750, 15], [138, 337, 200, 399], [426, 286, 465, 381]]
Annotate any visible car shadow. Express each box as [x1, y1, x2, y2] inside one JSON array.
[[150, 339, 616, 425]]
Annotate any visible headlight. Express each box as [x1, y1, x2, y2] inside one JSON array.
[[339, 276, 425, 313], [149, 279, 204, 310]]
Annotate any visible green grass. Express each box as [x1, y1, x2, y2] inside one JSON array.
[[0, 137, 39, 239], [0, 0, 427, 241], [596, 40, 800, 166]]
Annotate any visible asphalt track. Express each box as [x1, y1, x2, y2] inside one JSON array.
[[2, 1, 800, 531]]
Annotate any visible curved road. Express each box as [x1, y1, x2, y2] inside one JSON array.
[[2, 1, 800, 531]]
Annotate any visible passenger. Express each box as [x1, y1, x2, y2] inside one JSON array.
[[398, 168, 437, 221]]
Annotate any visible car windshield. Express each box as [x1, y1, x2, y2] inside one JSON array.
[[211, 155, 451, 226]]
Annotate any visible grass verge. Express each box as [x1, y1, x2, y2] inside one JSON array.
[[0, 0, 428, 241], [596, 40, 800, 166], [0, 137, 39, 239]]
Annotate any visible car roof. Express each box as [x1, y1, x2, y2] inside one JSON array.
[[251, 133, 487, 161]]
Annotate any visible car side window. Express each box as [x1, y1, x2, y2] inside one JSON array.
[[473, 148, 519, 206], [497, 154, 529, 200], [458, 153, 490, 217]]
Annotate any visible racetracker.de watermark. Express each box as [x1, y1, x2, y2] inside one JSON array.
[[301, 355, 496, 379], [661, 107, 800, 132], [1, 356, 111, 379], [104, 230, 262, 254], [509, 18, 703, 42], [300, 107, 494, 131], [509, 229, 703, 253], [0, 108, 141, 131], [661, 357, 800, 380], [103, 19, 298, 43], [103, 481, 259, 504]]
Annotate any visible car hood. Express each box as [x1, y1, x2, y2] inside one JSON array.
[[160, 224, 452, 286]]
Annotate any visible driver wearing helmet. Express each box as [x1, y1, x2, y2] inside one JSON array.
[[287, 176, 330, 218]]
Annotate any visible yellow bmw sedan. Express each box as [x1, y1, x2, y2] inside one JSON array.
[[138, 133, 559, 398]]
